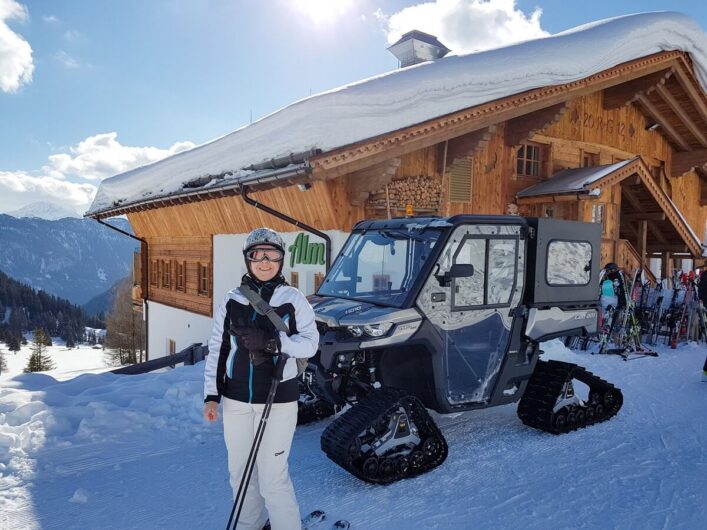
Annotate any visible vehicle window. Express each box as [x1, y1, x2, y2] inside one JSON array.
[[488, 239, 516, 304], [546, 240, 592, 285], [453, 238, 485, 306]]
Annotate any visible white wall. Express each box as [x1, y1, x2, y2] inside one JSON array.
[[213, 230, 349, 314], [147, 301, 213, 360]]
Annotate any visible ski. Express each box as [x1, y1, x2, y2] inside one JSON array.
[[263, 510, 327, 530]]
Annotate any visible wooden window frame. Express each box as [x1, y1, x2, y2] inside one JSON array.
[[290, 271, 299, 289], [161, 259, 171, 289], [150, 259, 159, 286], [581, 149, 599, 168], [591, 203, 608, 236], [198, 262, 210, 296], [175, 260, 186, 292], [516, 142, 547, 178], [373, 274, 391, 292]]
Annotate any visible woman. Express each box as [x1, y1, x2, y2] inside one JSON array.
[[203, 227, 319, 530]]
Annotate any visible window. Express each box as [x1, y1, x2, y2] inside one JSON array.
[[175, 261, 186, 291], [150, 260, 159, 286], [546, 240, 592, 286], [516, 143, 544, 178], [452, 236, 518, 309], [448, 157, 472, 202], [373, 274, 391, 292], [161, 260, 171, 288], [198, 262, 210, 296], [582, 151, 599, 168], [290, 271, 299, 289], [313, 272, 325, 293], [591, 203, 607, 235]]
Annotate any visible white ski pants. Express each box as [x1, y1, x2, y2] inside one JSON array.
[[222, 397, 301, 530]]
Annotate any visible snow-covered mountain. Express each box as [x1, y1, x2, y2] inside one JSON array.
[[0, 214, 136, 306], [6, 201, 81, 220]]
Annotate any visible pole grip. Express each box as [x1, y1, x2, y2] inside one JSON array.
[[273, 353, 289, 382]]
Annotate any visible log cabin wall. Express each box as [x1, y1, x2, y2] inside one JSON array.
[[670, 169, 707, 240], [146, 237, 212, 316]]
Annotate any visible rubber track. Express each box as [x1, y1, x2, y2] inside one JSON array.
[[321, 387, 448, 484], [517, 360, 623, 434]]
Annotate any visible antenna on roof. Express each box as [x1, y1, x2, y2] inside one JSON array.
[[388, 30, 450, 68]]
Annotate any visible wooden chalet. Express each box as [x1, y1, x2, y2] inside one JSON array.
[[88, 17, 707, 358]]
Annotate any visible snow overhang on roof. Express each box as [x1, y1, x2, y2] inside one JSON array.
[[86, 12, 707, 219]]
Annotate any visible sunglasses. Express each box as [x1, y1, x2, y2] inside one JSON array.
[[246, 248, 284, 262]]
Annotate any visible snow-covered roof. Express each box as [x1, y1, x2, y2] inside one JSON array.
[[87, 12, 707, 217], [517, 159, 634, 198]]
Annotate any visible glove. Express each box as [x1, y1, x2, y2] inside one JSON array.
[[230, 327, 278, 354]]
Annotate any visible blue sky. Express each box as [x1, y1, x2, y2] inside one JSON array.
[[0, 0, 706, 214]]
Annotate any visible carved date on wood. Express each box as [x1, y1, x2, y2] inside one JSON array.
[[571, 111, 636, 138]]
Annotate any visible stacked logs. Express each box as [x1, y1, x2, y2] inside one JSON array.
[[366, 175, 442, 212]]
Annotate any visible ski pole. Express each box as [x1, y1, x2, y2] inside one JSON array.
[[226, 353, 289, 530]]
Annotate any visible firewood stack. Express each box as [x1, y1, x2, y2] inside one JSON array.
[[365, 175, 442, 213]]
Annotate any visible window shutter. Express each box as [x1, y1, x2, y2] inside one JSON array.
[[448, 157, 472, 202]]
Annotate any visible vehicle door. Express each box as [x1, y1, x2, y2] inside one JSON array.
[[417, 223, 525, 406]]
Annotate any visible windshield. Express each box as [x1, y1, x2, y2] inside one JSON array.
[[317, 227, 441, 307]]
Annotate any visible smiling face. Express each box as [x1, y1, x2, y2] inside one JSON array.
[[247, 244, 282, 282]]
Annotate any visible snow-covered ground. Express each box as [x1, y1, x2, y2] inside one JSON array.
[[0, 340, 705, 529], [0, 342, 112, 382]]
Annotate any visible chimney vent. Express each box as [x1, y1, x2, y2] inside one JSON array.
[[388, 30, 450, 68]]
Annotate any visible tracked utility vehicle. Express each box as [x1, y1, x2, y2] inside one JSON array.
[[304, 215, 623, 484]]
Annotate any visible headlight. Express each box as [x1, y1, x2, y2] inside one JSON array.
[[346, 323, 393, 338], [346, 326, 364, 338]]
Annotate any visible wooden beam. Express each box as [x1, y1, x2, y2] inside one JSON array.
[[635, 93, 691, 151], [647, 221, 669, 245], [504, 103, 569, 146], [655, 82, 707, 147], [446, 125, 496, 163], [651, 245, 688, 253], [662, 252, 673, 285], [637, 220, 647, 266], [622, 212, 666, 221], [671, 66, 707, 132], [603, 69, 674, 109], [621, 185, 644, 212], [671, 149, 707, 176], [347, 158, 401, 206]]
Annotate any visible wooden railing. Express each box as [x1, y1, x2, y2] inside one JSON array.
[[615, 239, 657, 285], [111, 343, 208, 375]]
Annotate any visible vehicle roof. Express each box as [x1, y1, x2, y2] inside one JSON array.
[[353, 215, 529, 231]]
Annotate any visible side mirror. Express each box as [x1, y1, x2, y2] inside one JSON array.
[[449, 264, 474, 278], [435, 263, 474, 287]]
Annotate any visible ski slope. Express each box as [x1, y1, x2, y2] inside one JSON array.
[[0, 340, 705, 529]]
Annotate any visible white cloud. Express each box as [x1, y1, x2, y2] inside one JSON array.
[[0, 170, 97, 213], [47, 132, 196, 181], [0, 0, 34, 92], [54, 50, 79, 69], [376, 0, 548, 55], [0, 132, 195, 214], [63, 29, 83, 43], [42, 14, 58, 23]]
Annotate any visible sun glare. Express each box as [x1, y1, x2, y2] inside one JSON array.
[[293, 0, 354, 25]]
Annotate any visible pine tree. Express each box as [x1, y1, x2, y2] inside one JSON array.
[[66, 330, 76, 349], [7, 335, 21, 353], [24, 329, 55, 373], [0, 347, 7, 375]]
